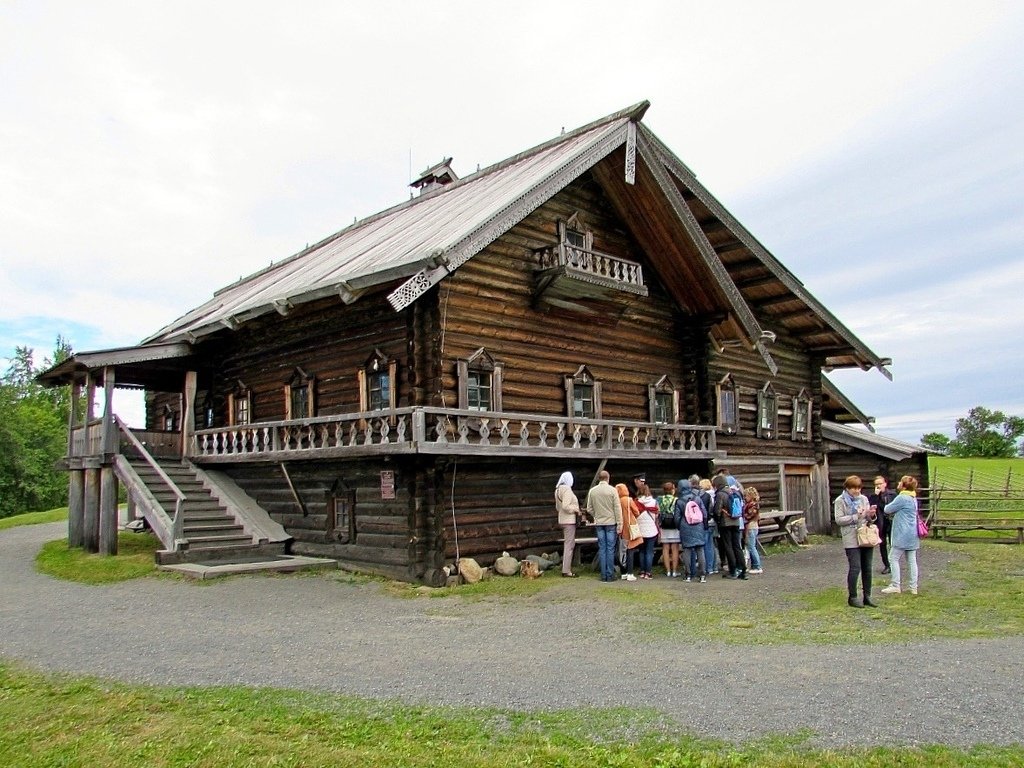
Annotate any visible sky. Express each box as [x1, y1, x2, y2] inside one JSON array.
[[2, 1, 1022, 444]]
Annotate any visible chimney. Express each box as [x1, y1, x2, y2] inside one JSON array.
[[410, 157, 458, 196]]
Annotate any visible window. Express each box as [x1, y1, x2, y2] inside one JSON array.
[[716, 374, 738, 434], [202, 392, 216, 428], [757, 383, 778, 439], [228, 381, 251, 426], [792, 389, 811, 441], [163, 405, 178, 432], [565, 365, 602, 420], [284, 367, 315, 420], [325, 479, 356, 544], [648, 376, 680, 424], [358, 350, 397, 413], [458, 348, 504, 412]]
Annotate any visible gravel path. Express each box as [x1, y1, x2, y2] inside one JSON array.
[[3, 522, 1023, 748]]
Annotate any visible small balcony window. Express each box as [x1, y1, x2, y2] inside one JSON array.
[[458, 348, 504, 413], [565, 365, 602, 420], [359, 349, 397, 413], [792, 389, 811, 441], [228, 381, 251, 426], [285, 367, 315, 420], [649, 376, 680, 424]]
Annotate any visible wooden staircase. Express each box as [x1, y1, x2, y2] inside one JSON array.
[[124, 454, 288, 565]]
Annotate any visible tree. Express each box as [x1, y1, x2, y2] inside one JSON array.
[[920, 406, 1024, 458], [0, 338, 74, 518]]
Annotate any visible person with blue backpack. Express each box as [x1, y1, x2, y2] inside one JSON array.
[[674, 478, 708, 582], [712, 474, 748, 579]]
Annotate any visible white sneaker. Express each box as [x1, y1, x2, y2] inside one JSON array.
[[910, 587, 918, 595], [749, 568, 763, 574], [881, 584, 901, 594], [624, 574, 637, 582]]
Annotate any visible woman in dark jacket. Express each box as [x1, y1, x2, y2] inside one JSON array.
[[674, 479, 707, 583]]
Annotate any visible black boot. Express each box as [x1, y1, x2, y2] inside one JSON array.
[[863, 595, 878, 608], [848, 596, 864, 608]]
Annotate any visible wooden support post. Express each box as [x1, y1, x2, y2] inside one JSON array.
[[182, 370, 197, 457], [125, 494, 137, 527], [101, 366, 117, 454], [68, 380, 81, 456], [83, 467, 100, 553], [68, 470, 85, 548], [99, 466, 119, 555]]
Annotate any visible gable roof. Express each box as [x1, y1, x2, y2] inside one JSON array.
[[822, 421, 927, 461], [142, 101, 890, 379]]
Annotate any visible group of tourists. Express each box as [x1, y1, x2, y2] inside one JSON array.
[[833, 473, 924, 608], [555, 469, 765, 582]]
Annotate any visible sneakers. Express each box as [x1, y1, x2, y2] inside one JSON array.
[[684, 577, 692, 583], [749, 568, 763, 574], [910, 587, 918, 595], [881, 585, 901, 594], [624, 574, 637, 582], [699, 575, 707, 583]]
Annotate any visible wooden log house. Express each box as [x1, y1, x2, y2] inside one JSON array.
[[38, 101, 892, 583]]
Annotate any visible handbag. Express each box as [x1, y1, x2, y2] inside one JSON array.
[[917, 515, 929, 538], [628, 523, 641, 541], [856, 522, 881, 547]]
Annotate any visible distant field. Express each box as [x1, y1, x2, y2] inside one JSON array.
[[928, 457, 1024, 491]]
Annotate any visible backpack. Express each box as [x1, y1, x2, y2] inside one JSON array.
[[658, 494, 677, 529], [728, 489, 744, 519], [684, 499, 703, 526]]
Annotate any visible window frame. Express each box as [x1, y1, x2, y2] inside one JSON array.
[[358, 349, 397, 414], [457, 348, 504, 413], [227, 380, 251, 427], [284, 367, 315, 421], [564, 364, 602, 420], [791, 389, 811, 441], [757, 382, 779, 440], [648, 375, 681, 424], [715, 374, 738, 434]]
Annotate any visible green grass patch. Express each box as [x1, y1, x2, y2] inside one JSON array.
[[0, 507, 68, 530], [0, 662, 1020, 767], [35, 532, 161, 584]]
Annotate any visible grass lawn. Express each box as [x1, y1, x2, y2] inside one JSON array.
[[35, 531, 161, 584], [0, 507, 68, 531], [0, 661, 1021, 768]]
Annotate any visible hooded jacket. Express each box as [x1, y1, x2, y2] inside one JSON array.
[[616, 483, 643, 549], [674, 479, 707, 549]]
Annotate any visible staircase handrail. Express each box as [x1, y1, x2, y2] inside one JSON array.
[[115, 416, 185, 542]]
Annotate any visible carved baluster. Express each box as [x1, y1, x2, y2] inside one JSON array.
[[381, 418, 391, 444], [499, 419, 511, 446], [478, 418, 490, 446], [457, 419, 470, 445], [396, 415, 407, 442], [539, 422, 549, 448], [519, 420, 530, 446]]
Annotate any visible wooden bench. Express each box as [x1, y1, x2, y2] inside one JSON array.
[[755, 510, 805, 545]]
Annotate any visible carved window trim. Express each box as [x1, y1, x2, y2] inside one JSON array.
[[559, 212, 594, 252], [792, 388, 811, 441], [284, 367, 315, 421], [357, 349, 397, 413], [227, 380, 251, 427], [757, 382, 779, 440], [565, 364, 602, 420], [716, 374, 738, 434], [648, 375, 680, 424], [457, 348, 504, 412]]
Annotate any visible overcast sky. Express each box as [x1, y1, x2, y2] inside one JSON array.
[[2, 1, 1022, 444]]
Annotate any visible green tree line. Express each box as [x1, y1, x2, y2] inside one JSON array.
[[921, 406, 1024, 458], [0, 338, 74, 518]]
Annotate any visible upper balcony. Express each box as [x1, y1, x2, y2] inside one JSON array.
[[534, 242, 648, 311], [187, 406, 719, 464]]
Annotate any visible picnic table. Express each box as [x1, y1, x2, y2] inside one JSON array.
[[756, 509, 805, 546]]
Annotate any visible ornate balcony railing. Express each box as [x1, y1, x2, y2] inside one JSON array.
[[188, 407, 719, 462], [536, 242, 646, 292]]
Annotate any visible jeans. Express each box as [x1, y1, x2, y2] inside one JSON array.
[[640, 536, 657, 573], [561, 523, 576, 575], [704, 527, 717, 572], [889, 547, 919, 590], [845, 546, 874, 599], [745, 526, 762, 570], [596, 525, 617, 581], [682, 545, 706, 577]]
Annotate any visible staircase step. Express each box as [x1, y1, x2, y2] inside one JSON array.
[[187, 534, 255, 548]]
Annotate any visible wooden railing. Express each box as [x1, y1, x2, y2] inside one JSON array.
[[190, 407, 718, 461], [536, 242, 645, 290], [114, 416, 186, 549], [69, 418, 106, 457]]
